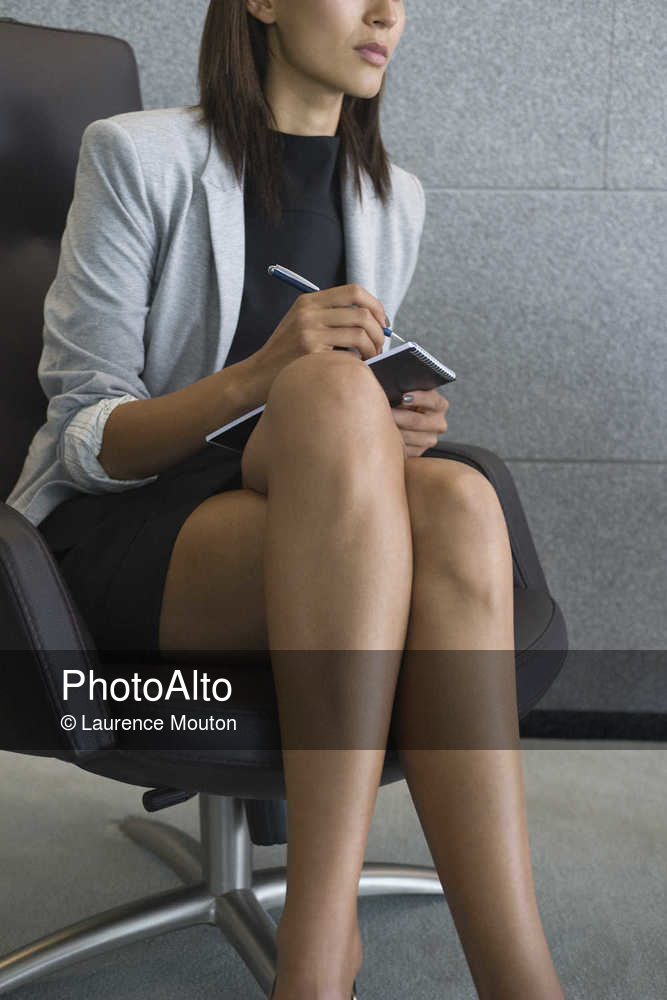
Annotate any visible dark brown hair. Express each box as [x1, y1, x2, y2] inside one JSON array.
[[185, 0, 394, 227]]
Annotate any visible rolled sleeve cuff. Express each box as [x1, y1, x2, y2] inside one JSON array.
[[62, 395, 159, 492]]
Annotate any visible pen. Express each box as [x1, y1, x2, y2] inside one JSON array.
[[268, 264, 404, 342]]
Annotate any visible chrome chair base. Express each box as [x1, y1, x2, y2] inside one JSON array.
[[0, 793, 444, 996]]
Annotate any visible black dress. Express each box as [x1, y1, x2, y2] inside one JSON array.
[[38, 132, 346, 660]]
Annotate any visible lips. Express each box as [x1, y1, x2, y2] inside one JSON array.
[[355, 42, 388, 57], [355, 44, 388, 67]]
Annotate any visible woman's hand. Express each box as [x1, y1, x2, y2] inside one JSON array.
[[391, 389, 450, 458]]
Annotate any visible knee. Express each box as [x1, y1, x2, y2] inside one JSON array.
[[265, 352, 398, 448], [406, 458, 508, 544], [406, 461, 513, 607]]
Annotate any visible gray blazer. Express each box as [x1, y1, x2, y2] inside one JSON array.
[[7, 107, 426, 527]]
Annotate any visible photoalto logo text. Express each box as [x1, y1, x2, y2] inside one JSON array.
[[62, 669, 233, 703]]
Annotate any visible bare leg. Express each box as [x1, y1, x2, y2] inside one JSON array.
[[254, 356, 414, 999], [390, 459, 565, 1000]]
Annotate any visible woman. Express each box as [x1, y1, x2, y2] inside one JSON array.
[[8, 2, 567, 998]]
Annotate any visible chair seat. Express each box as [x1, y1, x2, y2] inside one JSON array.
[[75, 585, 566, 799]]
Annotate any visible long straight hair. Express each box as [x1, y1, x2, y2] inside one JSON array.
[[185, 0, 394, 227]]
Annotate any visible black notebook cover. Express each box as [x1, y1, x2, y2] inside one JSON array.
[[205, 342, 456, 454]]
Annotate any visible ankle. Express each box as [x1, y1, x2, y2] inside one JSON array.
[[272, 958, 360, 1000], [275, 912, 362, 997], [272, 976, 355, 1000], [475, 951, 565, 1000]]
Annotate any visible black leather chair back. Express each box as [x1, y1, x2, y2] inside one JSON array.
[[0, 17, 143, 501]]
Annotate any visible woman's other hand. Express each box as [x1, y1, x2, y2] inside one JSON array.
[[391, 389, 449, 458]]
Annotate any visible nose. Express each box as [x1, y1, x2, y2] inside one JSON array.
[[369, 0, 399, 29]]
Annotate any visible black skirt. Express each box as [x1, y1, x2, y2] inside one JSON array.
[[37, 444, 244, 662]]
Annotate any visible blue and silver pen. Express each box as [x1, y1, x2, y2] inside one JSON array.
[[268, 264, 404, 342]]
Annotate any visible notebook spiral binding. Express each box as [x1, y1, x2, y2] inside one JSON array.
[[407, 342, 456, 379]]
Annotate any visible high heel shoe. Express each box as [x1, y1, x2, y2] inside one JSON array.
[[269, 974, 358, 998]]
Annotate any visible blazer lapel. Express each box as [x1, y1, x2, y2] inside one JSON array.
[[341, 153, 378, 297], [200, 138, 246, 368]]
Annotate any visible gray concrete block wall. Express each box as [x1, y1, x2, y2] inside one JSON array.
[[4, 1, 665, 710]]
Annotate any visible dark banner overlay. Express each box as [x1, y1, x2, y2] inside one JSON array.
[[1, 650, 665, 752]]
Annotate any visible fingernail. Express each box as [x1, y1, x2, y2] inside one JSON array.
[[385, 314, 391, 328], [402, 394, 414, 403]]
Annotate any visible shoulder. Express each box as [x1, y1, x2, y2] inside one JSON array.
[[389, 162, 425, 201], [80, 106, 209, 175], [75, 107, 211, 239]]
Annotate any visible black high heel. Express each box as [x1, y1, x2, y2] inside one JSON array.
[[269, 974, 358, 998]]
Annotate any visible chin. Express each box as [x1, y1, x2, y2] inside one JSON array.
[[346, 79, 384, 100]]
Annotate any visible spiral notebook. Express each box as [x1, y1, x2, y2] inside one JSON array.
[[205, 341, 457, 454]]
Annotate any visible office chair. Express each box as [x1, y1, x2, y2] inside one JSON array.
[[0, 17, 568, 997]]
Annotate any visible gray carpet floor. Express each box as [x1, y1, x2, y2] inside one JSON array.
[[1, 741, 665, 999]]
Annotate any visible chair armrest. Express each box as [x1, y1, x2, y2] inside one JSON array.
[[424, 440, 549, 593], [0, 502, 116, 761]]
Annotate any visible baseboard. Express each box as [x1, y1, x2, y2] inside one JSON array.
[[519, 710, 667, 741]]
